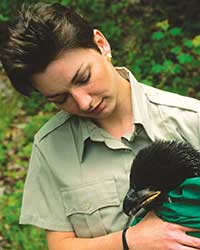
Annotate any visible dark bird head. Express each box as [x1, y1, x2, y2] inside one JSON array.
[[123, 140, 200, 216]]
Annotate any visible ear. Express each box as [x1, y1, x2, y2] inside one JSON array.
[[93, 29, 111, 54]]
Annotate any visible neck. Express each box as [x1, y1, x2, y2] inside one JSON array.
[[95, 72, 134, 139], [98, 116, 134, 139]]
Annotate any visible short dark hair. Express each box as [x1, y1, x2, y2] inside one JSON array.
[[1, 2, 100, 96]]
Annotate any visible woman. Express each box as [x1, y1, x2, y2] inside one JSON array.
[[1, 2, 200, 250]]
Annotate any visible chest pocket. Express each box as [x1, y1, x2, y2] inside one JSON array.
[[60, 178, 120, 238]]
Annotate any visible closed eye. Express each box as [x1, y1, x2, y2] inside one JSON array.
[[49, 93, 69, 104], [46, 67, 91, 104], [76, 71, 91, 85]]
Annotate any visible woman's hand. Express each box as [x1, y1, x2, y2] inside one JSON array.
[[126, 211, 200, 250]]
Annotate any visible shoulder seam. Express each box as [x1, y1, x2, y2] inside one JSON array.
[[144, 85, 200, 113], [34, 111, 71, 143]]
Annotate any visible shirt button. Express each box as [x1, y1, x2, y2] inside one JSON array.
[[85, 202, 91, 210]]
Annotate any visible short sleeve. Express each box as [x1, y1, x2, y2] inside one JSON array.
[[19, 143, 73, 231], [145, 84, 200, 150]]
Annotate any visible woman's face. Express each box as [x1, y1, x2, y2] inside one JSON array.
[[32, 47, 120, 121]]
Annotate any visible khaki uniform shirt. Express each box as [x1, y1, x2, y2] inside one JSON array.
[[19, 67, 200, 237]]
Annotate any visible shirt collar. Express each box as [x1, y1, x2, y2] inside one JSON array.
[[116, 67, 155, 141], [76, 67, 155, 162]]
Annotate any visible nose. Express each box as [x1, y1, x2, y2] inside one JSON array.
[[71, 89, 92, 111]]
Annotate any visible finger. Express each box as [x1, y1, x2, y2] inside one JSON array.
[[177, 246, 200, 250], [178, 233, 200, 249], [160, 222, 200, 235], [177, 225, 200, 233], [184, 227, 200, 232]]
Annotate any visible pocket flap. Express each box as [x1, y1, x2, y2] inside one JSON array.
[[61, 178, 120, 215]]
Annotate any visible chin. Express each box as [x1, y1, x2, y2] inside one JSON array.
[[95, 108, 114, 120]]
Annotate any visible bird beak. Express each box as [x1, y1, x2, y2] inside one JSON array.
[[123, 187, 139, 216], [123, 187, 161, 216]]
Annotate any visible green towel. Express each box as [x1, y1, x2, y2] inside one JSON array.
[[131, 177, 200, 237]]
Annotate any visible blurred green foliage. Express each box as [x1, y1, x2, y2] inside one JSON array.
[[0, 187, 48, 250], [0, 93, 54, 249], [0, 0, 199, 249], [127, 20, 200, 95], [0, 92, 19, 141]]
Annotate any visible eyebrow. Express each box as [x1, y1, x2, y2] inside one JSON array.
[[45, 63, 84, 99]]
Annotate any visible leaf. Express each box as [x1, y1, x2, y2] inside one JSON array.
[[0, 14, 9, 22], [151, 64, 164, 74], [163, 60, 173, 68], [132, 65, 141, 74], [192, 35, 200, 47], [156, 20, 169, 31], [172, 65, 182, 74], [151, 31, 165, 40], [169, 27, 182, 36], [177, 53, 194, 64], [171, 46, 182, 55], [193, 47, 200, 55], [182, 39, 193, 48]]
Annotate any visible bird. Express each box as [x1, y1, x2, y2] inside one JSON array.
[[123, 140, 200, 218]]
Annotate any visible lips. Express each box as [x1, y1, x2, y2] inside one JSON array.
[[89, 99, 105, 114]]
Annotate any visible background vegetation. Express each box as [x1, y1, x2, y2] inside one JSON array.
[[0, 0, 199, 249]]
